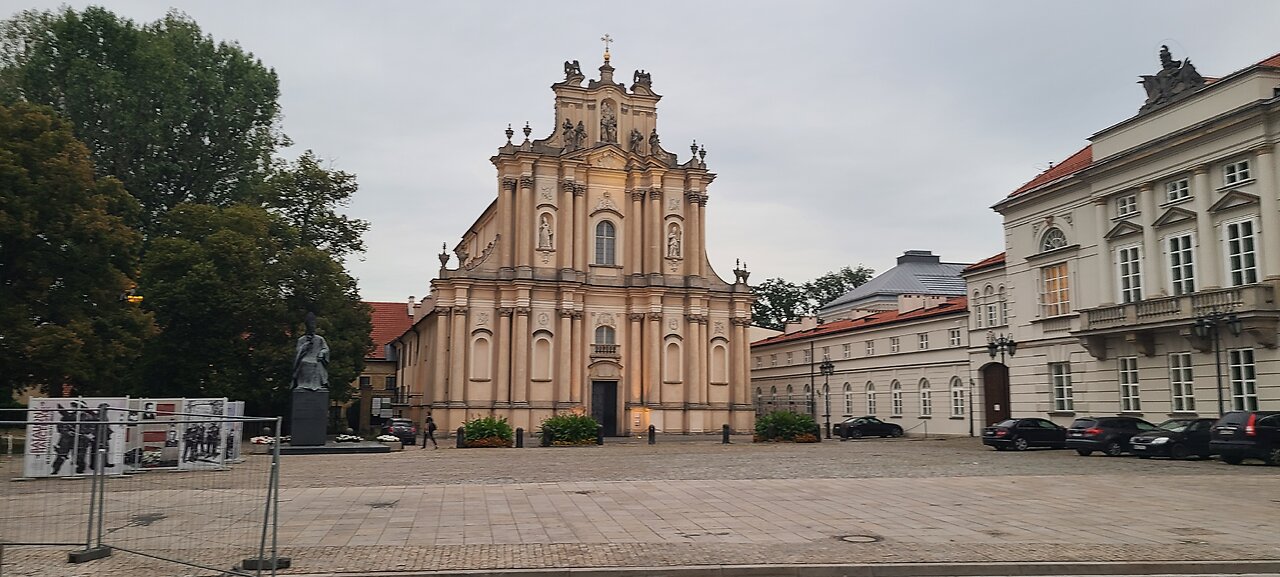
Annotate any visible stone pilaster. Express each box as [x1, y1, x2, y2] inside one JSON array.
[[629, 189, 645, 276], [628, 312, 644, 404], [1093, 198, 1115, 305], [1192, 165, 1219, 288], [570, 310, 584, 404], [496, 308, 513, 405], [1253, 144, 1280, 279], [557, 309, 574, 403], [512, 307, 530, 405], [648, 188, 662, 273], [499, 178, 517, 270], [646, 312, 662, 406], [448, 307, 468, 404], [1138, 183, 1163, 296]]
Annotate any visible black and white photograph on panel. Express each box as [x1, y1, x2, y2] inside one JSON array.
[[128, 398, 183, 470], [177, 398, 228, 470], [224, 401, 245, 462], [23, 397, 128, 478]]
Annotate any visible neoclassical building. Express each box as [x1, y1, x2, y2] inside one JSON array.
[[394, 50, 755, 435]]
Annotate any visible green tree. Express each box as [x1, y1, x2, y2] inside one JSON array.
[[0, 102, 154, 399], [751, 265, 874, 331], [0, 7, 283, 233], [803, 266, 875, 310], [265, 151, 369, 259]]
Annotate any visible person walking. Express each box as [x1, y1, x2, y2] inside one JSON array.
[[421, 413, 438, 449]]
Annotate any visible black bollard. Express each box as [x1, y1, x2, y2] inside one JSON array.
[[721, 424, 731, 444], [596, 425, 604, 445], [515, 427, 524, 448], [455, 426, 465, 449], [813, 423, 822, 443], [647, 424, 656, 445]]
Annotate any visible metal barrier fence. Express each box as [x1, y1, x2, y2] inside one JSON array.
[[0, 407, 284, 576]]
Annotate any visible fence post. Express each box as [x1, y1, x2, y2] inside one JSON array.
[[721, 424, 730, 444], [456, 427, 465, 449], [68, 416, 112, 563], [595, 425, 604, 446], [515, 427, 524, 448], [647, 424, 655, 445]]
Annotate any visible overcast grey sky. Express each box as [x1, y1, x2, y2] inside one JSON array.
[[16, 1, 1280, 301]]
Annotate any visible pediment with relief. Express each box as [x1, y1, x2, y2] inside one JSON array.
[[1103, 220, 1143, 240], [1209, 190, 1259, 213], [1152, 206, 1197, 228], [587, 149, 626, 169]]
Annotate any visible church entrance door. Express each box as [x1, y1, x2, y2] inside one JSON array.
[[591, 381, 619, 436]]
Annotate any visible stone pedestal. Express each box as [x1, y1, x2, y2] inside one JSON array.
[[291, 389, 329, 446]]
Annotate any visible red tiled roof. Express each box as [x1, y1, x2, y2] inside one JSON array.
[[962, 252, 1005, 274], [1257, 52, 1280, 68], [366, 302, 413, 360], [751, 297, 968, 347], [1009, 145, 1092, 197]]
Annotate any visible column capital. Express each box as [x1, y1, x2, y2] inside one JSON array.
[[452, 307, 469, 316], [1092, 196, 1109, 206], [730, 316, 753, 326], [628, 312, 646, 322], [1252, 142, 1275, 156], [1138, 182, 1154, 192], [497, 307, 514, 317], [501, 177, 518, 191], [646, 312, 663, 321], [648, 187, 662, 199], [519, 175, 535, 189], [629, 189, 646, 202], [1193, 164, 1210, 175], [514, 306, 532, 316]]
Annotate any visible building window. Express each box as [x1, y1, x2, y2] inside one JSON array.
[[1225, 219, 1259, 286], [842, 343, 851, 359], [865, 383, 876, 415], [1169, 353, 1195, 412], [1116, 245, 1143, 303], [890, 337, 900, 353], [1228, 348, 1258, 411], [890, 381, 903, 416], [950, 377, 965, 417], [1041, 227, 1068, 252], [918, 333, 929, 350], [919, 379, 932, 416], [359, 376, 371, 388], [1224, 159, 1251, 186], [843, 383, 853, 414], [384, 376, 396, 390], [1118, 356, 1141, 412], [986, 303, 998, 327], [594, 220, 616, 265], [1051, 362, 1073, 411], [865, 341, 874, 356], [1167, 233, 1196, 296], [949, 329, 961, 347], [1165, 178, 1190, 202], [786, 352, 793, 365], [1039, 263, 1071, 316], [770, 354, 777, 367], [998, 286, 1008, 325], [802, 349, 810, 364], [1115, 194, 1138, 218], [973, 291, 983, 328], [754, 356, 762, 369], [594, 325, 615, 345]]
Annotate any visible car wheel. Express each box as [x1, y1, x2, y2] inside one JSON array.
[[1169, 443, 1189, 460], [1012, 437, 1029, 451], [1266, 447, 1280, 466], [1221, 453, 1244, 465], [1104, 441, 1124, 457], [849, 429, 863, 439], [890, 428, 903, 438], [1075, 449, 1092, 456]]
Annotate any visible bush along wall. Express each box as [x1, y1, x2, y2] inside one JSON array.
[[754, 411, 819, 443], [462, 416, 514, 448], [539, 413, 599, 446]]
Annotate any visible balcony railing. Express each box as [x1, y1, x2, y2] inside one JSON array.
[[1080, 284, 1275, 332], [591, 343, 620, 357]]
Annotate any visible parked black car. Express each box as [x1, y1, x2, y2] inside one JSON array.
[[833, 416, 903, 439], [1065, 416, 1157, 456], [383, 418, 418, 445], [1210, 410, 1280, 465], [982, 418, 1066, 451], [1129, 417, 1216, 460]]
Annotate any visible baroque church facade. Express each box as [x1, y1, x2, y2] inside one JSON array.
[[394, 50, 755, 435]]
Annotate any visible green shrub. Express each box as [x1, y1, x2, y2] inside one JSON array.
[[539, 413, 599, 446], [754, 411, 818, 442], [462, 416, 513, 448]]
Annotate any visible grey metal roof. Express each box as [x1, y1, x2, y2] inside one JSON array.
[[819, 251, 968, 314]]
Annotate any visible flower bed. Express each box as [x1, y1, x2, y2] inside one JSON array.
[[336, 434, 365, 443]]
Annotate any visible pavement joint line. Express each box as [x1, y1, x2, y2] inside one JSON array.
[[281, 560, 1280, 577]]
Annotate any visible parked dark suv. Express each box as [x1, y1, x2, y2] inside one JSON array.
[[1065, 416, 1157, 456], [1210, 411, 1280, 465]]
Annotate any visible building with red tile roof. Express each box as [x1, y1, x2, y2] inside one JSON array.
[[343, 302, 414, 434]]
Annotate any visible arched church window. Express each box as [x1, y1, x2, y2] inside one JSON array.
[[1041, 227, 1068, 252], [594, 325, 615, 345], [920, 379, 932, 416], [595, 220, 616, 265], [470, 334, 491, 381]]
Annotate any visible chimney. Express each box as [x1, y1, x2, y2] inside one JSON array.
[[407, 296, 415, 317]]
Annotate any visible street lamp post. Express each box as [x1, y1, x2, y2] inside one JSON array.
[[1192, 310, 1242, 416], [986, 334, 1017, 364], [819, 355, 835, 439]]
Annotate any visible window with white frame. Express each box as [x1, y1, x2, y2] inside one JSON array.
[[1051, 362, 1074, 411], [865, 340, 875, 356], [918, 333, 929, 350], [891, 381, 903, 416], [1041, 227, 1068, 252], [843, 383, 853, 414], [1119, 356, 1141, 412], [1169, 353, 1195, 412], [865, 383, 877, 415], [1115, 194, 1138, 218], [801, 349, 810, 364], [998, 286, 1008, 325], [1167, 233, 1195, 296], [919, 379, 932, 416], [890, 337, 900, 353], [594, 220, 616, 265], [1225, 219, 1259, 286], [842, 343, 851, 359], [986, 303, 998, 327], [786, 352, 793, 365], [1224, 159, 1251, 186], [949, 329, 962, 347], [1117, 245, 1143, 303], [1040, 263, 1071, 316], [1165, 178, 1190, 202], [973, 291, 983, 328], [1228, 348, 1258, 411], [950, 377, 965, 417]]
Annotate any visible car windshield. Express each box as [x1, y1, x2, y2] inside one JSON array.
[[1069, 419, 1096, 429], [994, 419, 1017, 427], [1155, 419, 1192, 432], [865, 417, 882, 423]]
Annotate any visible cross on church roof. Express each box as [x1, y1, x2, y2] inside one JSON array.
[[601, 33, 613, 62]]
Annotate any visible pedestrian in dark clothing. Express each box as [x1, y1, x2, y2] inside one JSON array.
[[421, 413, 438, 449]]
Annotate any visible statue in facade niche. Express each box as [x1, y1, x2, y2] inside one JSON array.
[[537, 214, 554, 249], [1138, 45, 1205, 114], [600, 101, 618, 143], [628, 128, 644, 153], [667, 226, 681, 258], [573, 121, 587, 148], [648, 128, 661, 153]]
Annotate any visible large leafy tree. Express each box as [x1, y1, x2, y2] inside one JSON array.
[[0, 102, 154, 400], [265, 151, 369, 259], [751, 266, 874, 330]]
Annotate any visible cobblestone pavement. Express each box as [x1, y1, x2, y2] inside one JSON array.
[[3, 437, 1279, 576]]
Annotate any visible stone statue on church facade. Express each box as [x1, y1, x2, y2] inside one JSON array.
[[628, 128, 644, 154], [538, 214, 554, 249], [1138, 45, 1205, 114], [600, 101, 618, 144], [667, 225, 682, 258]]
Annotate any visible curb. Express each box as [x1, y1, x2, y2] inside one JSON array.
[[283, 559, 1280, 577]]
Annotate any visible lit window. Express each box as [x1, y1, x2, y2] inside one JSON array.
[[1224, 159, 1251, 186], [594, 221, 616, 265], [1228, 348, 1257, 411], [1225, 219, 1259, 286], [1040, 263, 1071, 316], [1165, 178, 1190, 202], [1041, 227, 1068, 252], [949, 329, 961, 347], [1169, 353, 1195, 412], [1115, 194, 1138, 218], [1051, 362, 1073, 411], [1118, 357, 1141, 412], [1167, 233, 1195, 296], [1116, 245, 1143, 303]]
